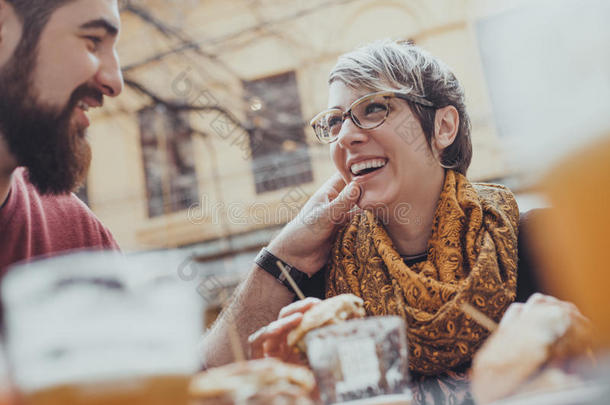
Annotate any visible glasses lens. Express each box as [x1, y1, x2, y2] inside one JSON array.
[[352, 94, 389, 129], [313, 110, 343, 143]]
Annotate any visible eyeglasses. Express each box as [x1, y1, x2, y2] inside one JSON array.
[[309, 90, 435, 144]]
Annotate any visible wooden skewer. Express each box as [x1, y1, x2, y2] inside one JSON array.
[[219, 289, 246, 362], [461, 302, 498, 332], [276, 260, 306, 300]]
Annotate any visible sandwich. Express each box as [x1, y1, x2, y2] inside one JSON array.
[[287, 293, 366, 352], [189, 357, 316, 405]]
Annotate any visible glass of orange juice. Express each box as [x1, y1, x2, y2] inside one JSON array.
[[2, 251, 204, 405]]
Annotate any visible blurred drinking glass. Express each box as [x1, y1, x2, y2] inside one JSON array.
[[0, 338, 14, 405], [305, 316, 411, 405], [1, 251, 203, 405]]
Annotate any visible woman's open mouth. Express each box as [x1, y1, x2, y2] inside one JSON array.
[[350, 158, 388, 179]]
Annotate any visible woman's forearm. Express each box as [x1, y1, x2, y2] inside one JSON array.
[[199, 265, 294, 368]]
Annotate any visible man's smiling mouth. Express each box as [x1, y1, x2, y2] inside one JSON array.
[[77, 100, 91, 111]]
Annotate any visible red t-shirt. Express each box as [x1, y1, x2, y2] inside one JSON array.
[[0, 168, 119, 275]]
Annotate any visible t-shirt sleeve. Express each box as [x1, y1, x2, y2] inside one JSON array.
[[0, 168, 122, 274], [66, 194, 121, 252], [99, 222, 121, 251]]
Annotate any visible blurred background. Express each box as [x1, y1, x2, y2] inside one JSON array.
[[80, 0, 609, 321]]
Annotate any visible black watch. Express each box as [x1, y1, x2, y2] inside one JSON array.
[[254, 248, 308, 295]]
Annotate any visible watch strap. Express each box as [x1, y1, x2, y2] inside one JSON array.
[[254, 248, 307, 294]]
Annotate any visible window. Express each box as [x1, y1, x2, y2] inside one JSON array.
[[139, 105, 199, 217], [243, 71, 313, 194]]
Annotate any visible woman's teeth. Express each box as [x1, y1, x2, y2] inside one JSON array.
[[350, 159, 387, 176]]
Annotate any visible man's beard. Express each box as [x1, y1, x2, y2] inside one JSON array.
[[0, 50, 100, 195]]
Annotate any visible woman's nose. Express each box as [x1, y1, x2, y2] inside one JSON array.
[[336, 117, 368, 148]]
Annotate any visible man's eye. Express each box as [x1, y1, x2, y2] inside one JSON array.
[[85, 36, 102, 51]]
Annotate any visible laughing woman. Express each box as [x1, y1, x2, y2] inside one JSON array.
[[250, 39, 519, 404]]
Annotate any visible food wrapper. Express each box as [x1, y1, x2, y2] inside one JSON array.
[[305, 316, 410, 404]]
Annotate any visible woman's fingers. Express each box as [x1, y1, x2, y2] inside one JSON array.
[[525, 293, 583, 318], [347, 205, 364, 221], [248, 312, 304, 360], [304, 173, 346, 207], [526, 292, 559, 306], [265, 173, 356, 277], [500, 302, 524, 326], [327, 182, 361, 225], [278, 297, 321, 319], [504, 294, 591, 333], [321, 173, 348, 202], [249, 298, 322, 361], [248, 323, 269, 359]]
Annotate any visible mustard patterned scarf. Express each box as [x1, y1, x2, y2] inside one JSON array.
[[326, 170, 519, 375]]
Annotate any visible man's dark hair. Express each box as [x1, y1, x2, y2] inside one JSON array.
[[7, 1, 76, 56]]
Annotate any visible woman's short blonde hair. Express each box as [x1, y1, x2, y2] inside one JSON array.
[[329, 39, 472, 175]]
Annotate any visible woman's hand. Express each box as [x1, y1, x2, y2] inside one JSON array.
[[267, 174, 361, 276], [248, 297, 321, 364], [501, 293, 593, 361], [500, 293, 588, 330], [471, 293, 593, 404]]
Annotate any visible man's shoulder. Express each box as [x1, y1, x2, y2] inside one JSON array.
[[11, 168, 119, 249], [13, 168, 94, 218]]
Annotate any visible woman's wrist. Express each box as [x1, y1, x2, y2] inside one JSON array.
[[254, 248, 309, 295], [266, 237, 305, 271]]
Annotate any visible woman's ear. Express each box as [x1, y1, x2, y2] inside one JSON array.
[[432, 105, 459, 151]]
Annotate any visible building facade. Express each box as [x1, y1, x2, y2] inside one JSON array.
[[87, 0, 519, 253]]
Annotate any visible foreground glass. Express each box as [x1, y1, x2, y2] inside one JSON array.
[[0, 339, 14, 405], [305, 316, 411, 405], [2, 251, 203, 405]]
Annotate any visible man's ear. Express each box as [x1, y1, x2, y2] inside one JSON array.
[[432, 105, 459, 152]]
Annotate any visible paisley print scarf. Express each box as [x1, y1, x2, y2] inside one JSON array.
[[326, 170, 519, 375]]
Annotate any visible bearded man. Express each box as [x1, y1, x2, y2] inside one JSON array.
[[0, 0, 124, 274]]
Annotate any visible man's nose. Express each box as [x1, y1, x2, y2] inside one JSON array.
[[96, 50, 123, 97]]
